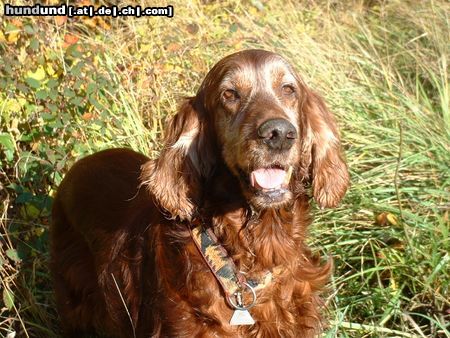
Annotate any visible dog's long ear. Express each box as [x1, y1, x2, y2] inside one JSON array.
[[141, 98, 215, 220], [300, 87, 349, 208]]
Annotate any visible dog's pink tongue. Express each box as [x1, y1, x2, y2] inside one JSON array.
[[251, 168, 286, 190]]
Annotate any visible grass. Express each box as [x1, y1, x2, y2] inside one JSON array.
[[1, 0, 449, 337]]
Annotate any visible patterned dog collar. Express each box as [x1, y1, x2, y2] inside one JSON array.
[[188, 222, 284, 325], [190, 225, 245, 297]]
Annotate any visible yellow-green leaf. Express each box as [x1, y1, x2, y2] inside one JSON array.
[[6, 248, 20, 262], [3, 289, 14, 310], [26, 65, 46, 81]]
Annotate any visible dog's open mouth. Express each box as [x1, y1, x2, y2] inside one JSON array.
[[250, 166, 293, 191], [238, 165, 294, 205]]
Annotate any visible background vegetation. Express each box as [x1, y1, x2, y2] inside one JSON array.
[[0, 0, 448, 337]]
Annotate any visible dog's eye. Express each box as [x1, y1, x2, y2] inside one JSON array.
[[281, 84, 295, 95], [223, 89, 240, 101]]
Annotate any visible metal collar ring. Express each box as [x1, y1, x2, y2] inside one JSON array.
[[227, 282, 257, 310]]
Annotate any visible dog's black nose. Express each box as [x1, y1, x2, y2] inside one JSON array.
[[257, 118, 297, 151]]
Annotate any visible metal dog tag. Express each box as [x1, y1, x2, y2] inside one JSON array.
[[229, 309, 255, 325]]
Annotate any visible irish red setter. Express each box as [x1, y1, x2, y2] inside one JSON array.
[[51, 49, 349, 337]]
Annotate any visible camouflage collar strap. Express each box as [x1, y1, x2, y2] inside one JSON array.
[[190, 225, 245, 298], [189, 224, 276, 309]]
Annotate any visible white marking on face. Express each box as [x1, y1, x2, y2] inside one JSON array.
[[261, 58, 299, 129]]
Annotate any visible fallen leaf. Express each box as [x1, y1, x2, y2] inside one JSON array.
[[386, 213, 398, 226], [375, 212, 399, 226]]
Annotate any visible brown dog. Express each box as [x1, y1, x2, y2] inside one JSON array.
[[51, 49, 349, 337]]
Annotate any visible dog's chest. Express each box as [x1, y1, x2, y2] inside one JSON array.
[[180, 244, 305, 337]]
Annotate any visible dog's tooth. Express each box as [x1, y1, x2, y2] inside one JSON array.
[[284, 166, 293, 185]]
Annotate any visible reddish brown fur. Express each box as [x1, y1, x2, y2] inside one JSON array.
[[51, 50, 349, 337]]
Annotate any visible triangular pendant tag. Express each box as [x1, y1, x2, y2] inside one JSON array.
[[229, 309, 255, 325]]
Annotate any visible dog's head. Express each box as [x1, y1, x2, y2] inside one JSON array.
[[142, 50, 349, 220]]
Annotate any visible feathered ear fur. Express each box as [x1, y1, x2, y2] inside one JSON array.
[[300, 87, 349, 208], [141, 98, 215, 220]]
